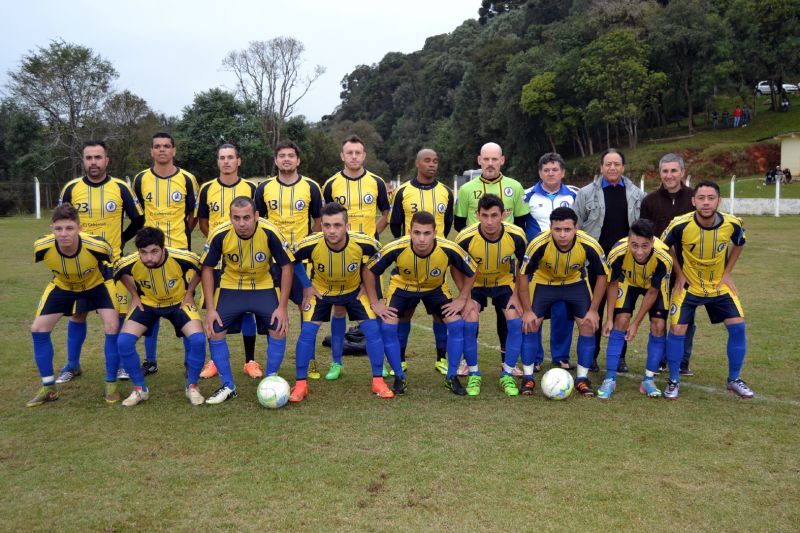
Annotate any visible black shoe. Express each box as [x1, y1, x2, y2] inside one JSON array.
[[589, 359, 600, 373], [520, 377, 536, 395], [575, 378, 595, 398], [445, 376, 467, 396], [393, 376, 407, 395], [142, 360, 158, 375], [679, 364, 694, 377], [533, 363, 542, 373], [556, 360, 576, 370], [617, 358, 629, 373]]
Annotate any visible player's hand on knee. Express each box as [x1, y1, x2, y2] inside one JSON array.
[[625, 321, 640, 342], [442, 297, 467, 318], [205, 310, 221, 337], [272, 306, 289, 336], [602, 319, 613, 338], [302, 287, 320, 311], [522, 310, 538, 334], [580, 309, 600, 332], [371, 301, 396, 321]]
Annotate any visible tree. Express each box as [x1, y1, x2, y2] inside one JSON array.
[[0, 100, 45, 181], [6, 39, 118, 176], [222, 37, 325, 175], [94, 91, 162, 177], [520, 72, 566, 152], [478, 0, 526, 25]]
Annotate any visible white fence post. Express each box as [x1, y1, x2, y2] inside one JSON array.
[[34, 177, 41, 219], [730, 175, 735, 215], [686, 174, 691, 187], [775, 175, 781, 217], [453, 175, 458, 200], [640, 174, 645, 192]]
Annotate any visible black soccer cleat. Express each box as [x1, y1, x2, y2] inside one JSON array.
[[142, 360, 158, 375], [575, 378, 595, 398], [393, 376, 407, 395], [617, 358, 629, 373], [445, 376, 467, 396], [520, 377, 536, 395]]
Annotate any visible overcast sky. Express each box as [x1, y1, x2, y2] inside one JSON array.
[[0, 0, 478, 122]]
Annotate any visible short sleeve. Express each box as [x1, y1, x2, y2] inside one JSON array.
[[266, 228, 294, 267], [201, 232, 224, 267], [308, 181, 323, 219], [376, 177, 390, 212]]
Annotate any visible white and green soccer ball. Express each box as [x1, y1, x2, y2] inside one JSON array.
[[540, 368, 574, 400], [256, 376, 290, 408]]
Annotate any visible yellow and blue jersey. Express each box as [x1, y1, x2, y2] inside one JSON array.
[[293, 231, 380, 296], [201, 219, 294, 290], [59, 176, 142, 260], [255, 175, 322, 247], [389, 178, 454, 237], [196, 177, 257, 234], [132, 167, 199, 250], [522, 230, 608, 285], [606, 237, 672, 291], [323, 170, 390, 237], [34, 233, 113, 291], [661, 211, 746, 297], [114, 247, 200, 308], [455, 222, 527, 288]]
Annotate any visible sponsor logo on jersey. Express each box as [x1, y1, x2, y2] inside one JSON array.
[[82, 268, 94, 275], [364, 193, 374, 204], [430, 268, 442, 277], [171, 191, 183, 202], [347, 262, 359, 273], [105, 201, 117, 212], [295, 200, 306, 210], [503, 187, 513, 197], [254, 252, 267, 263]]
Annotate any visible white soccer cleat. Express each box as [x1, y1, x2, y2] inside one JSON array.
[[122, 388, 150, 407]]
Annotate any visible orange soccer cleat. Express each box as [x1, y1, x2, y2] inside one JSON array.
[[199, 360, 218, 379], [288, 380, 309, 403], [243, 360, 263, 379], [371, 377, 395, 399]]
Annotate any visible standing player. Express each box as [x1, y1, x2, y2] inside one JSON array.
[[114, 227, 206, 406], [288, 202, 394, 401], [389, 148, 454, 375], [364, 211, 476, 395], [517, 207, 608, 397], [598, 219, 672, 399], [196, 143, 260, 379], [200, 197, 294, 404], [56, 140, 143, 384], [661, 180, 753, 400], [28, 205, 120, 406], [455, 194, 527, 396], [132, 132, 199, 375]]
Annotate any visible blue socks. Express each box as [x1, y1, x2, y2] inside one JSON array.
[[144, 320, 160, 362], [646, 333, 666, 374], [265, 336, 287, 376], [726, 322, 747, 381], [360, 319, 385, 377], [502, 318, 523, 374], [521, 332, 538, 374], [666, 332, 685, 382], [32, 331, 55, 384], [380, 322, 404, 379], [445, 320, 465, 379], [208, 339, 234, 389], [463, 321, 480, 375], [117, 332, 146, 388], [65, 320, 87, 370], [295, 322, 321, 379], [185, 332, 206, 387], [576, 335, 595, 378], [104, 333, 120, 383], [604, 329, 626, 381], [331, 315, 346, 365]]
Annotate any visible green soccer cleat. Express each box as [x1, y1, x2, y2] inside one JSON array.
[[389, 361, 407, 377], [382, 363, 389, 378], [325, 363, 343, 381], [434, 358, 448, 375], [104, 382, 120, 403], [308, 359, 321, 380], [499, 375, 519, 397], [26, 385, 58, 407], [466, 374, 482, 396]]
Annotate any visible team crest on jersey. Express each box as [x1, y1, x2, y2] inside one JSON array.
[[363, 193, 374, 204], [501, 255, 512, 264], [105, 201, 117, 212], [347, 262, 359, 273], [254, 252, 267, 263], [168, 279, 177, 289], [171, 191, 183, 202], [430, 268, 442, 277], [617, 287, 624, 298], [303, 302, 312, 312], [717, 243, 726, 252], [437, 202, 447, 214], [560, 201, 570, 207], [503, 187, 513, 197], [571, 264, 581, 270], [295, 200, 306, 210], [670, 303, 678, 315]]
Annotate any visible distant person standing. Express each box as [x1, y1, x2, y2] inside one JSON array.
[[733, 106, 742, 128], [722, 109, 729, 128], [711, 110, 718, 129], [742, 105, 751, 127]]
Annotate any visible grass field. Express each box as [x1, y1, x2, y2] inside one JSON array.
[[2, 215, 799, 532]]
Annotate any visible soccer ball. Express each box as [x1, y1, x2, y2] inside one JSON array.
[[540, 368, 574, 400], [256, 376, 290, 408]]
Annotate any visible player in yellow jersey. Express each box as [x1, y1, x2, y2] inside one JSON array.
[[56, 140, 143, 384], [114, 227, 206, 406], [200, 197, 294, 405], [28, 205, 121, 407], [196, 143, 261, 379], [287, 202, 395, 401], [518, 207, 608, 398], [598, 220, 672, 399], [661, 180, 753, 400], [456, 194, 528, 396], [132, 132, 199, 375], [364, 211, 477, 396]]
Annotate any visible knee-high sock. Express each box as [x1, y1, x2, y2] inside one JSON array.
[[208, 339, 234, 389], [521, 331, 538, 371], [576, 335, 595, 379], [604, 329, 626, 381], [445, 320, 465, 379], [241, 313, 256, 362], [104, 333, 120, 383], [32, 331, 54, 384], [502, 318, 523, 376], [295, 322, 320, 379], [185, 333, 206, 387], [66, 320, 87, 370], [361, 319, 385, 377], [265, 336, 287, 376], [397, 321, 411, 361], [117, 332, 146, 388], [433, 320, 447, 360], [381, 322, 404, 379], [646, 334, 665, 374], [330, 315, 346, 365], [463, 321, 480, 374], [726, 322, 747, 381], [144, 320, 160, 362], [550, 302, 574, 362], [666, 332, 685, 382]]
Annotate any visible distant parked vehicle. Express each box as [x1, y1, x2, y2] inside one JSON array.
[[754, 80, 799, 95]]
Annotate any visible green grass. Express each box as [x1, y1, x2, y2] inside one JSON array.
[[2, 216, 799, 531]]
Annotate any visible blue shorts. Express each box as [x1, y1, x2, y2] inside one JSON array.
[[303, 290, 375, 322], [271, 262, 304, 307], [126, 302, 201, 338], [36, 282, 116, 317], [531, 282, 591, 320], [214, 288, 279, 334], [670, 290, 744, 326], [471, 286, 514, 312], [613, 285, 667, 320], [388, 286, 451, 318]]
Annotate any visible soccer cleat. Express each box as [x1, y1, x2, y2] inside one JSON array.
[[499, 375, 519, 397], [520, 377, 536, 396], [288, 380, 308, 403], [326, 362, 343, 381], [726, 378, 754, 399], [104, 382, 120, 403], [26, 385, 58, 407], [556, 360, 576, 371], [185, 385, 205, 406], [532, 363, 541, 373], [121, 387, 150, 407], [243, 360, 263, 379], [392, 376, 407, 395], [199, 360, 217, 379], [434, 358, 448, 375], [388, 361, 408, 377], [679, 364, 695, 377], [382, 363, 390, 378], [142, 360, 158, 375], [372, 377, 395, 399], [308, 359, 321, 380], [457, 359, 469, 377], [512, 365, 524, 377], [117, 367, 130, 381], [55, 367, 81, 384], [639, 379, 662, 398], [664, 379, 680, 400], [575, 378, 595, 398], [617, 358, 629, 373], [205, 386, 237, 405], [466, 375, 482, 396], [589, 359, 600, 373], [445, 376, 467, 396], [656, 363, 667, 375], [597, 378, 616, 400]]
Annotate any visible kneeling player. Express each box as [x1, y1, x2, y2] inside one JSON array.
[[364, 211, 476, 395], [599, 219, 672, 399], [455, 194, 527, 396], [28, 204, 120, 406], [518, 207, 608, 397], [288, 202, 394, 401], [114, 227, 206, 406]]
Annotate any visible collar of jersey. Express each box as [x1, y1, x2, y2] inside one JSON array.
[[410, 177, 439, 189], [217, 177, 242, 188], [693, 211, 723, 230], [478, 224, 505, 244], [82, 175, 111, 188], [341, 169, 367, 181], [479, 174, 504, 184], [150, 166, 181, 179], [275, 174, 305, 187], [533, 181, 570, 196]]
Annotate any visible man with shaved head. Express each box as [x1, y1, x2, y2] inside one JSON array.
[[389, 148, 455, 375]]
